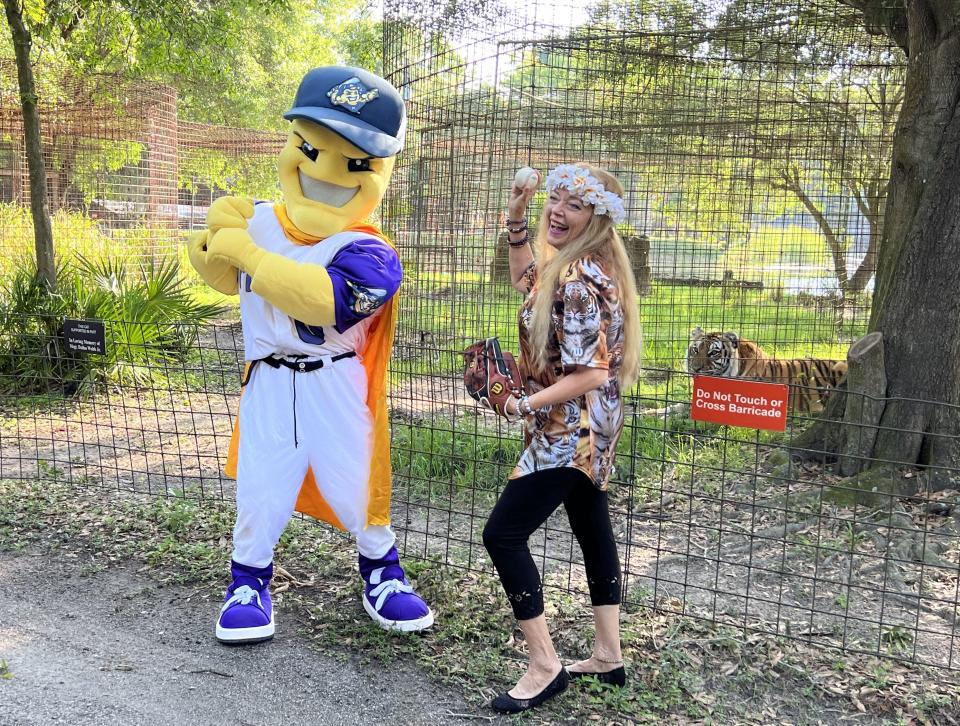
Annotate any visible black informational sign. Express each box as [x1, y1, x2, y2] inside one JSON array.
[[63, 319, 106, 355]]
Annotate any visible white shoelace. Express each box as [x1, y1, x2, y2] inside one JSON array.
[[221, 584, 262, 613], [368, 567, 413, 612]]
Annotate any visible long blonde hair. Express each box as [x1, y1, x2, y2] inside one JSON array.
[[527, 163, 642, 387]]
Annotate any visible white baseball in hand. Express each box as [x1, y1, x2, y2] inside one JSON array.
[[514, 166, 540, 190]]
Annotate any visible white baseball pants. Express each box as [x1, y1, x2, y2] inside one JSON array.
[[231, 356, 396, 568]]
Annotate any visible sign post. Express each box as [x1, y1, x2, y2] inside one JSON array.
[[690, 375, 789, 432]]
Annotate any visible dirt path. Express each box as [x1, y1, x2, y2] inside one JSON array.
[[0, 550, 485, 726]]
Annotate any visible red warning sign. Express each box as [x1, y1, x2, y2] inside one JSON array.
[[690, 375, 789, 431]]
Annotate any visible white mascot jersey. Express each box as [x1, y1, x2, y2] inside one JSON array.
[[238, 203, 378, 361]]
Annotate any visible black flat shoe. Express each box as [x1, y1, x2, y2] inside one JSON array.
[[567, 665, 626, 687], [490, 668, 569, 713]]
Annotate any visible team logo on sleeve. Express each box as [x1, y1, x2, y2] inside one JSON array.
[[327, 77, 380, 113], [346, 280, 388, 315]]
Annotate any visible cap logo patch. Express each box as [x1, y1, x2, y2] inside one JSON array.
[[327, 77, 380, 113]]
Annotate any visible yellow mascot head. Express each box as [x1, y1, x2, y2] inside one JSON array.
[[278, 66, 406, 239]]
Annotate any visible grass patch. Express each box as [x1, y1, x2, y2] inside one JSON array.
[[187, 283, 239, 312], [390, 414, 522, 506], [2, 251, 859, 422], [0, 204, 161, 279], [388, 410, 793, 512]]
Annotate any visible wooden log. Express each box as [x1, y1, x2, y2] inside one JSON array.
[[623, 234, 650, 265], [839, 332, 887, 476], [624, 234, 651, 294]]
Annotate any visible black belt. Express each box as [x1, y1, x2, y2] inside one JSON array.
[[260, 351, 356, 372], [242, 351, 357, 386]]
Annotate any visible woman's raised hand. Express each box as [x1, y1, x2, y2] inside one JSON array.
[[508, 167, 541, 221]]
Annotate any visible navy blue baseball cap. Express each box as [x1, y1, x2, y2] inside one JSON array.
[[284, 66, 406, 158]]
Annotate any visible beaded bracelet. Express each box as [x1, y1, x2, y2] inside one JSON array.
[[507, 231, 529, 247], [518, 394, 535, 415], [505, 217, 528, 234]]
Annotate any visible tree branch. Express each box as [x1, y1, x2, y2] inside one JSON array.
[[773, 165, 850, 291], [846, 180, 882, 294], [849, 181, 871, 223], [59, 10, 85, 42], [839, 0, 909, 53]]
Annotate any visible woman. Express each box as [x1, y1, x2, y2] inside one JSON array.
[[481, 163, 641, 713]]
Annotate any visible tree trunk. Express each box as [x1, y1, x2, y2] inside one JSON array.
[[867, 0, 960, 474], [846, 234, 877, 294], [3, 0, 56, 288], [802, 0, 960, 488], [778, 166, 850, 293]]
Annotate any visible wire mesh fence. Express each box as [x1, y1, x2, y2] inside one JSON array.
[[377, 0, 958, 669], [2, 319, 958, 670], [0, 60, 284, 272], [1, 0, 958, 675]]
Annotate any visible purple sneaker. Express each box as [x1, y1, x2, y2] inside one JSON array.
[[359, 546, 434, 632], [215, 560, 275, 644]]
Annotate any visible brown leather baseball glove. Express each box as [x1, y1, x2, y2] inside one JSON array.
[[463, 337, 524, 420]]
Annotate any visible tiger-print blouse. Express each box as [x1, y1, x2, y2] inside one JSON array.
[[512, 255, 625, 490]]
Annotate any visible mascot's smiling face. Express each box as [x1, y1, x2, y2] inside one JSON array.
[[278, 119, 396, 239]]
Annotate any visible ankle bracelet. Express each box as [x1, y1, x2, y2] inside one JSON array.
[[593, 655, 624, 664]]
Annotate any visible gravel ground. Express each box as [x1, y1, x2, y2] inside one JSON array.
[[0, 550, 487, 726]]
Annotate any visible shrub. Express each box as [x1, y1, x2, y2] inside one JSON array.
[[0, 255, 226, 395], [0, 260, 93, 395]]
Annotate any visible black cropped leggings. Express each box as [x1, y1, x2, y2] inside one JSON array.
[[482, 467, 621, 621]]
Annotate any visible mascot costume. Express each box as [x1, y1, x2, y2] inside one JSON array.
[[189, 66, 433, 642]]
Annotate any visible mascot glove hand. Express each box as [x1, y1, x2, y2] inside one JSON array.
[[206, 227, 266, 276], [207, 196, 254, 237], [188, 229, 210, 262]]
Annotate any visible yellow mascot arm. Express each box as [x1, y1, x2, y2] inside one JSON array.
[[205, 227, 335, 327], [249, 255, 336, 327], [188, 230, 239, 295]]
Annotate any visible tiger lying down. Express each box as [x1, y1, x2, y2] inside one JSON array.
[[685, 326, 848, 414]]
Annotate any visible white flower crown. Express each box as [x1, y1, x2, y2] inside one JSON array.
[[544, 164, 626, 224]]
